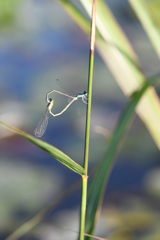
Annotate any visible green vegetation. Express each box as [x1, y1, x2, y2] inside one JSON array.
[[1, 0, 160, 239]]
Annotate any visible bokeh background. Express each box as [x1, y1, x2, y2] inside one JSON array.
[[0, 0, 160, 239]]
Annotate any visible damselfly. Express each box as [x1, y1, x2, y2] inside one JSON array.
[[34, 90, 88, 138]]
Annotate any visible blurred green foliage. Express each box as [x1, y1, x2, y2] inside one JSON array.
[[0, 0, 20, 28], [148, 0, 160, 25]]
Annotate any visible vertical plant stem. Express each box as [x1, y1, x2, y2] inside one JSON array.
[[79, 1, 97, 240], [79, 175, 88, 240]]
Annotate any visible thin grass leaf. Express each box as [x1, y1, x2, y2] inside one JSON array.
[[84, 73, 160, 239], [129, 0, 160, 59], [0, 121, 86, 176], [59, 0, 91, 35]]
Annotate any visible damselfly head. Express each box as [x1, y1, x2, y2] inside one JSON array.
[[82, 92, 88, 104], [47, 98, 53, 107]]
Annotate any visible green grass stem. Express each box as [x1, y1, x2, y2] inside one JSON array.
[[79, 1, 97, 240]]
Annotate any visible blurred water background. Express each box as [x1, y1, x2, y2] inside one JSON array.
[[0, 0, 160, 239]]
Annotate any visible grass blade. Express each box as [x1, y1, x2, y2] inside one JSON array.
[[59, 0, 90, 35], [85, 73, 160, 238], [0, 121, 86, 176], [129, 0, 160, 59]]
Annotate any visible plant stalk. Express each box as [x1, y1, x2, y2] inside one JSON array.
[[79, 1, 97, 240]]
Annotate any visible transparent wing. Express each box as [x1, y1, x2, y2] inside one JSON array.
[[82, 93, 88, 104], [34, 108, 49, 138]]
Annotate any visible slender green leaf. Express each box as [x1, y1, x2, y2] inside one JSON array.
[[129, 0, 160, 59], [0, 121, 86, 176], [59, 0, 91, 35], [85, 73, 160, 238]]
